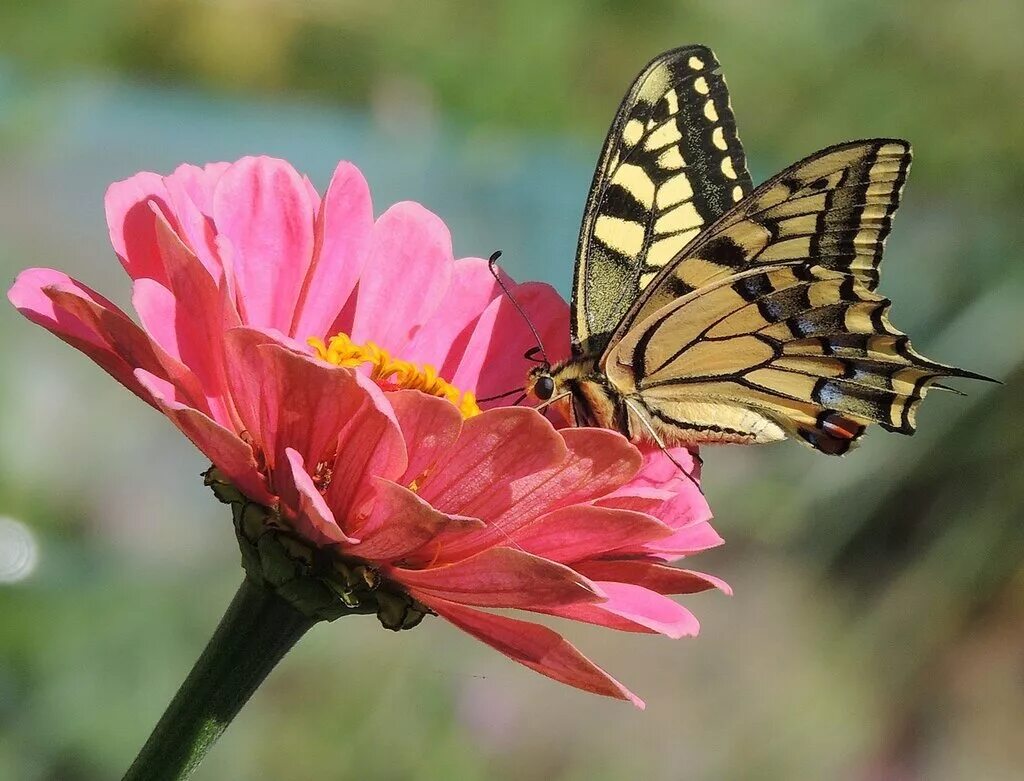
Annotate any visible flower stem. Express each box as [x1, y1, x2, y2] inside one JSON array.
[[122, 577, 318, 781]]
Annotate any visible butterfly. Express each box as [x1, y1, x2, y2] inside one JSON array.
[[519, 44, 990, 459]]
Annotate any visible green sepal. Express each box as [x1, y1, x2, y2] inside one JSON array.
[[203, 466, 432, 629]]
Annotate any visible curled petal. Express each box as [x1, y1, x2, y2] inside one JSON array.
[[281, 448, 355, 546], [575, 560, 732, 596], [543, 582, 700, 639], [162, 163, 228, 280], [387, 390, 464, 486], [429, 599, 643, 708], [397, 547, 604, 609], [350, 478, 483, 561], [9, 269, 206, 410], [643, 520, 725, 560], [135, 369, 273, 506], [105, 172, 176, 284], [513, 505, 672, 563]]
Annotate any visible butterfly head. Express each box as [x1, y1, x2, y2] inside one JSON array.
[[527, 364, 556, 401]]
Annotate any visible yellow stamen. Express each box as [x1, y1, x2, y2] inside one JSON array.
[[309, 333, 481, 418]]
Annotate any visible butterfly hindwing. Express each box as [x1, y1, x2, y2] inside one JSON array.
[[606, 263, 983, 454], [615, 139, 912, 334], [571, 45, 753, 357]]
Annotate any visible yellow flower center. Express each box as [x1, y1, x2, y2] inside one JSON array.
[[309, 333, 481, 419]]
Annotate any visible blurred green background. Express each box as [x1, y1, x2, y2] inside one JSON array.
[[1, 2, 1022, 779]]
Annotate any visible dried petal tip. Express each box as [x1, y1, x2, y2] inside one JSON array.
[[204, 467, 431, 628]]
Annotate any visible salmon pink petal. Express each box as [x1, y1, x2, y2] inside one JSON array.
[[135, 369, 273, 505], [513, 505, 672, 563], [223, 332, 408, 518], [387, 390, 463, 485], [397, 548, 604, 609], [212, 156, 316, 331], [280, 448, 356, 546], [420, 417, 645, 564], [290, 161, 373, 339], [105, 172, 177, 285], [350, 478, 482, 561], [428, 599, 643, 708], [322, 380, 408, 535], [415, 407, 566, 521], [575, 560, 732, 595], [550, 429, 644, 505], [348, 202, 453, 355], [544, 582, 700, 639], [450, 281, 570, 401]]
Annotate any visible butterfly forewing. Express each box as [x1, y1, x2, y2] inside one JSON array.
[[613, 140, 912, 337], [571, 45, 753, 357]]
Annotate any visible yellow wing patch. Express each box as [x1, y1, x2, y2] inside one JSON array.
[[571, 45, 753, 356]]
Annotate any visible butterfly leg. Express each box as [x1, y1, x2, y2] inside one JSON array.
[[624, 398, 705, 495]]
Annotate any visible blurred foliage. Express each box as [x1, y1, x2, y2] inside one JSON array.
[[0, 2, 1022, 780], [1, 0, 1023, 201]]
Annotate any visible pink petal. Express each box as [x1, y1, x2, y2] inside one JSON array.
[[104, 172, 176, 284], [212, 156, 316, 331], [450, 281, 570, 400], [415, 407, 567, 524], [10, 268, 205, 410], [322, 376, 409, 536], [419, 414, 644, 564], [387, 390, 463, 485], [280, 448, 355, 546], [401, 257, 503, 372], [349, 478, 482, 561], [290, 161, 373, 339], [543, 582, 700, 639], [512, 505, 672, 563], [575, 560, 732, 596], [396, 548, 603, 609], [162, 163, 228, 280], [644, 520, 725, 559], [605, 446, 712, 529], [348, 202, 453, 355], [224, 330, 360, 466], [428, 598, 643, 708], [135, 369, 273, 506], [133, 211, 242, 427]]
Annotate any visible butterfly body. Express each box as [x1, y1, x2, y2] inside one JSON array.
[[524, 44, 990, 457]]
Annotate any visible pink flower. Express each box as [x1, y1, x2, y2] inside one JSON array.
[[8, 156, 724, 706]]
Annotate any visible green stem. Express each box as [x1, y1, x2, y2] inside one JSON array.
[[122, 577, 319, 781]]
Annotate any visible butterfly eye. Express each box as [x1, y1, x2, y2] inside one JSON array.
[[534, 375, 555, 401]]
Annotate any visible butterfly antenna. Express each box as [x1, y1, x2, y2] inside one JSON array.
[[488, 251, 549, 365], [477, 386, 527, 403]]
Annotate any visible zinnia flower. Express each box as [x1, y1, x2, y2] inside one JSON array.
[[8, 156, 725, 707]]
